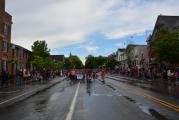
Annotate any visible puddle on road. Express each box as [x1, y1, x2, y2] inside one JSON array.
[[136, 103, 169, 120], [123, 96, 136, 103], [137, 103, 151, 115], [123, 95, 169, 120], [106, 84, 116, 91], [149, 109, 169, 120]]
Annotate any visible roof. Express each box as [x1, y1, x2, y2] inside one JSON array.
[[117, 48, 125, 52], [50, 55, 65, 61], [155, 15, 179, 30], [11, 43, 31, 53], [148, 15, 179, 42], [127, 44, 147, 47]]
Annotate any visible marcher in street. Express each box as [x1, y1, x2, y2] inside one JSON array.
[[100, 66, 107, 83], [69, 68, 77, 84]]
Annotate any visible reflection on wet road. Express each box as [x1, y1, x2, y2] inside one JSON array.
[[0, 78, 178, 120]]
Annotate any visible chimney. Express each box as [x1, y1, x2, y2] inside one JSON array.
[[0, 0, 5, 11]]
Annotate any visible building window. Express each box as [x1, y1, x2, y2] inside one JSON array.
[[2, 41, 8, 53], [13, 64, 17, 73], [12, 48, 17, 56], [1, 60, 8, 71], [3, 23, 11, 36]]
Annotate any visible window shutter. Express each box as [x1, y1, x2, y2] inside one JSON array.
[[2, 41, 4, 51], [7, 42, 9, 52], [0, 41, 1, 51]]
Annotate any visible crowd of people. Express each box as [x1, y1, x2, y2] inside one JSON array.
[[65, 66, 107, 84], [114, 66, 179, 84], [0, 68, 63, 88], [0, 66, 108, 88], [66, 69, 97, 84]]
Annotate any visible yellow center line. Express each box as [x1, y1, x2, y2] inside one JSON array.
[[118, 84, 179, 112]]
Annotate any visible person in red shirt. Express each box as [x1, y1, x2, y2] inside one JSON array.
[[69, 68, 77, 84], [100, 66, 107, 83]]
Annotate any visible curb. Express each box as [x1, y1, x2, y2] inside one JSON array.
[[107, 76, 152, 90], [0, 77, 66, 108]]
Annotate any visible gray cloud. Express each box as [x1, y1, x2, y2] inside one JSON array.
[[6, 0, 179, 51]]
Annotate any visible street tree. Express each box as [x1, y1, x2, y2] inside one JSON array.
[[85, 55, 107, 69], [125, 45, 134, 67], [105, 53, 118, 70], [64, 55, 83, 69], [64, 58, 73, 69], [31, 40, 51, 70], [31, 40, 50, 59], [152, 27, 179, 65], [85, 55, 96, 69], [32, 55, 51, 71], [69, 55, 84, 69], [50, 61, 63, 70]]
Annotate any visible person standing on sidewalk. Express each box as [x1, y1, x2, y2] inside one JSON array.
[[16, 69, 20, 86], [1, 70, 6, 87]]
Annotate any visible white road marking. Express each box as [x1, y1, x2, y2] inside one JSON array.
[[66, 83, 80, 120], [0, 89, 23, 94]]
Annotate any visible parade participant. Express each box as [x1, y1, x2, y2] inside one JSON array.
[[100, 66, 107, 83], [69, 68, 77, 84]]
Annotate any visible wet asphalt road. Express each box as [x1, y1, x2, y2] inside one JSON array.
[[0, 78, 178, 120]]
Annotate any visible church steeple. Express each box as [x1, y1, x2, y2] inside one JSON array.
[[69, 52, 72, 57]]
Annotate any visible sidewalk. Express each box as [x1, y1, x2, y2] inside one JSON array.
[[107, 74, 154, 90], [0, 77, 65, 108], [107, 74, 179, 98]]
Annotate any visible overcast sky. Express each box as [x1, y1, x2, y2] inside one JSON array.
[[6, 0, 179, 62]]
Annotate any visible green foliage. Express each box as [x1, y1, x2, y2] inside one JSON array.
[[32, 55, 51, 70], [50, 61, 63, 70], [85, 55, 107, 69], [125, 45, 134, 67], [64, 55, 83, 69], [64, 58, 73, 69], [85, 55, 96, 69], [31, 40, 51, 70], [31, 40, 50, 59], [152, 27, 179, 64], [69, 55, 84, 69], [105, 54, 118, 69]]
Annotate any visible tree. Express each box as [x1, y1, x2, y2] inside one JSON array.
[[85, 55, 107, 69], [31, 40, 51, 70], [85, 55, 96, 69], [50, 61, 63, 70], [31, 40, 50, 59], [105, 54, 118, 70], [32, 55, 51, 71], [64, 55, 84, 69], [152, 27, 179, 65], [64, 58, 73, 69], [125, 45, 134, 67], [69, 55, 84, 69]]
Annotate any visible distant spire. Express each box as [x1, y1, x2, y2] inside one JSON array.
[[69, 52, 72, 57]]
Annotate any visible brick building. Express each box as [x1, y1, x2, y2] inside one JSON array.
[[11, 43, 32, 75], [50, 55, 65, 62], [0, 0, 32, 84], [0, 0, 13, 73]]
